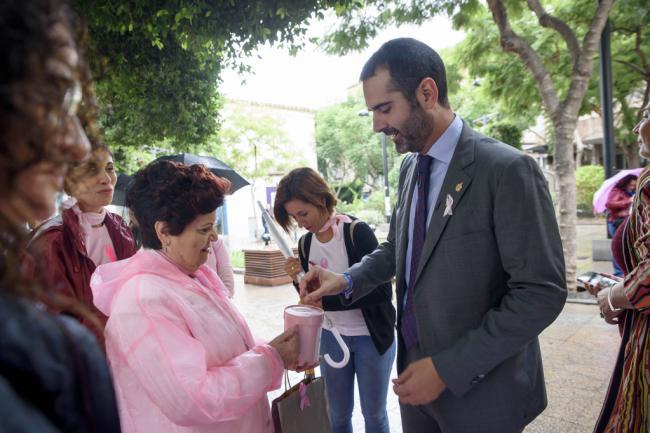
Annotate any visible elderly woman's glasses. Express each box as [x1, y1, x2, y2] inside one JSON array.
[[62, 80, 82, 115]]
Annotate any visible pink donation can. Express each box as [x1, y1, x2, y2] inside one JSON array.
[[284, 305, 324, 366]]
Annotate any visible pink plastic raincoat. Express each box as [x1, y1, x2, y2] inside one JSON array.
[[91, 249, 283, 433]]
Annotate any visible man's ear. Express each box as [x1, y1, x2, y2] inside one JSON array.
[[417, 77, 439, 110]]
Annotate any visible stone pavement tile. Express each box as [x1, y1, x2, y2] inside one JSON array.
[[525, 414, 591, 433], [539, 392, 602, 428]]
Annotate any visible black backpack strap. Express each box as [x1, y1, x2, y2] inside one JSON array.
[[342, 215, 360, 266], [299, 232, 313, 272], [349, 219, 360, 248]]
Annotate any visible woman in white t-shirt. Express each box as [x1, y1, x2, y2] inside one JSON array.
[[274, 167, 396, 433]]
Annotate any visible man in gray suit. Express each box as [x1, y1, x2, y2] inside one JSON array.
[[300, 38, 567, 433]]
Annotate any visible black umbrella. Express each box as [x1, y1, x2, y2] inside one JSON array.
[[111, 173, 133, 207], [155, 154, 250, 194]]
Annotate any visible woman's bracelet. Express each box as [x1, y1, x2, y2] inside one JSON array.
[[607, 288, 623, 313]]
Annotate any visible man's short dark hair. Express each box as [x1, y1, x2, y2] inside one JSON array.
[[360, 38, 449, 107]]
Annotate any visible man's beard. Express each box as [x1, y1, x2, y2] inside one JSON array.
[[385, 105, 435, 154]]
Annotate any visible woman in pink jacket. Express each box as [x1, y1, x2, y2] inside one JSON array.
[[91, 160, 300, 433]]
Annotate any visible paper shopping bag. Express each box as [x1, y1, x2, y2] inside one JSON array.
[[271, 375, 332, 433]]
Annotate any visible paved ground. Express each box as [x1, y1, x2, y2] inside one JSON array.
[[231, 221, 621, 433], [233, 278, 619, 433]]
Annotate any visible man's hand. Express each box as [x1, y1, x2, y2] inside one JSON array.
[[299, 266, 346, 303], [393, 358, 446, 405]]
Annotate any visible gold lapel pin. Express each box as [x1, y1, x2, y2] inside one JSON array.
[[455, 182, 463, 192]]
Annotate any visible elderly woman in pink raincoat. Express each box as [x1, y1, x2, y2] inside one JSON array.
[[91, 160, 300, 433]]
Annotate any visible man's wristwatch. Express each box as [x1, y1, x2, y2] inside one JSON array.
[[342, 272, 353, 299]]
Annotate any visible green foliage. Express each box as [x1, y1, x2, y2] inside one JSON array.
[[321, 0, 648, 166], [332, 179, 364, 204], [576, 165, 605, 215], [74, 0, 348, 153], [336, 190, 387, 225], [315, 95, 396, 188], [599, 1, 650, 157], [486, 123, 522, 149], [229, 249, 245, 269], [319, 0, 480, 55]]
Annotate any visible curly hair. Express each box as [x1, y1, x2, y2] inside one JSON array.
[[0, 0, 100, 330], [273, 167, 337, 232], [63, 144, 112, 195], [0, 0, 100, 178], [126, 160, 232, 250]]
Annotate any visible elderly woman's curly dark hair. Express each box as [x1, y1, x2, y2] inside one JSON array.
[[0, 0, 98, 306], [127, 160, 232, 250]]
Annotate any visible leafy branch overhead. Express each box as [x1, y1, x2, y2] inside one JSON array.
[[74, 0, 351, 152]]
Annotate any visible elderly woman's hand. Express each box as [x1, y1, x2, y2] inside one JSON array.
[[269, 326, 300, 370]]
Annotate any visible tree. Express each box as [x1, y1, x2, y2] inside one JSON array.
[[319, 0, 616, 289], [597, 2, 649, 167], [315, 95, 396, 193], [445, 2, 649, 168], [217, 107, 306, 180], [487, 122, 523, 149], [73, 0, 347, 160]]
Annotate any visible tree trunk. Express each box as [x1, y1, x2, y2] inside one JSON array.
[[554, 116, 578, 291], [485, 0, 614, 292], [623, 142, 641, 168], [574, 130, 583, 168]]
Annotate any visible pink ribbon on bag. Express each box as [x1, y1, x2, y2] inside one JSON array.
[[299, 382, 311, 410]]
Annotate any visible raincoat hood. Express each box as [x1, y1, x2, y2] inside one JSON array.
[[91, 248, 226, 316]]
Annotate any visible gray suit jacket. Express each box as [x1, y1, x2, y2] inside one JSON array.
[[346, 123, 567, 432]]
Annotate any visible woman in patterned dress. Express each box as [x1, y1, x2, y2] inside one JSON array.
[[593, 103, 650, 433]]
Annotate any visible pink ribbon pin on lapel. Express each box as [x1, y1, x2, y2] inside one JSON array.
[[443, 194, 454, 217]]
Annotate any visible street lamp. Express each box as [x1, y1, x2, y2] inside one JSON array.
[[359, 110, 391, 223]]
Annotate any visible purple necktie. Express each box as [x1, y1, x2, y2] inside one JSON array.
[[402, 154, 432, 349]]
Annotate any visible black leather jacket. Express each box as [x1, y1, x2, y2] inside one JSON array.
[[0, 293, 121, 433]]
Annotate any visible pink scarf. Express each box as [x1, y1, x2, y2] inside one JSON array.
[[318, 211, 352, 240], [72, 205, 116, 265]]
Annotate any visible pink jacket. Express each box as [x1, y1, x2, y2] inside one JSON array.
[[91, 249, 283, 433]]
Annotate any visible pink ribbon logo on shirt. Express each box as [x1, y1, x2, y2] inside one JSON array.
[[104, 245, 117, 262]]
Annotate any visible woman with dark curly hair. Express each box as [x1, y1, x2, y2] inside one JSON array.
[[0, 0, 121, 431], [91, 160, 301, 433], [30, 144, 137, 332]]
